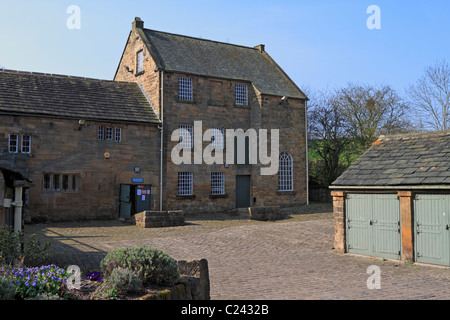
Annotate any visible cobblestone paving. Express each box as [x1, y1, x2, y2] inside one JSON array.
[[25, 211, 450, 300]]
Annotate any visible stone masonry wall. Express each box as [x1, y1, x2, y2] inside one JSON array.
[[0, 115, 160, 221]]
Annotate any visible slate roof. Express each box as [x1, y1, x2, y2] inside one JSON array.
[[332, 131, 450, 187], [0, 69, 160, 124], [140, 27, 307, 100]]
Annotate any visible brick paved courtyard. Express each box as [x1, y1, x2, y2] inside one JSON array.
[[25, 209, 450, 300]]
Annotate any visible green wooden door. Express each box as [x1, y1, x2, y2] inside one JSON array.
[[236, 175, 251, 208], [414, 194, 450, 266], [346, 193, 401, 260], [119, 184, 131, 218]]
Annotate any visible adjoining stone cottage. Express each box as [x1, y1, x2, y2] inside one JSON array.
[[0, 17, 309, 223], [330, 131, 450, 267]]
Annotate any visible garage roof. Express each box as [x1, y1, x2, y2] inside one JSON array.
[[332, 131, 450, 187]]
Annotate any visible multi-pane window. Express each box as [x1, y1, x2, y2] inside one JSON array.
[[178, 124, 193, 149], [278, 152, 293, 191], [235, 84, 248, 105], [98, 126, 105, 140], [178, 77, 193, 101], [21, 135, 31, 153], [178, 172, 193, 196], [211, 172, 225, 195], [136, 50, 144, 74], [115, 128, 122, 143], [43, 173, 79, 192], [8, 134, 18, 153], [106, 127, 114, 141], [211, 127, 224, 149], [98, 126, 121, 143]]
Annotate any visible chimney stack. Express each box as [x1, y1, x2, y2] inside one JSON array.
[[132, 17, 144, 30], [255, 44, 265, 53]]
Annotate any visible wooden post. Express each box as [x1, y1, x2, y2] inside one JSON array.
[[398, 191, 414, 262]]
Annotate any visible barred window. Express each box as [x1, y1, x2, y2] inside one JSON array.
[[136, 50, 144, 74], [211, 172, 225, 195], [21, 135, 31, 153], [178, 77, 193, 101], [235, 84, 248, 105], [178, 124, 193, 149], [278, 152, 293, 191], [98, 126, 105, 140], [211, 127, 224, 149], [178, 172, 193, 196], [106, 127, 114, 141], [8, 134, 18, 153], [115, 128, 122, 143]]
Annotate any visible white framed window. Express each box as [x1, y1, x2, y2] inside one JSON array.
[[211, 172, 225, 195], [178, 77, 193, 101], [8, 134, 18, 153], [105, 127, 114, 141], [178, 172, 193, 196], [278, 152, 293, 191], [21, 135, 31, 153], [98, 126, 105, 140], [178, 124, 193, 149], [115, 128, 122, 143], [136, 50, 144, 74], [211, 127, 224, 149], [235, 84, 248, 105]]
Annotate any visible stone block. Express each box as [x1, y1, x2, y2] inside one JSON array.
[[133, 210, 184, 228]]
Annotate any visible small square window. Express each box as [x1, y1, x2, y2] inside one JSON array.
[[235, 84, 248, 106], [178, 172, 193, 196], [178, 77, 193, 101], [136, 50, 144, 74], [8, 134, 18, 153]]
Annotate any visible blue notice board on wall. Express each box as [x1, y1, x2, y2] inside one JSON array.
[[132, 178, 144, 183]]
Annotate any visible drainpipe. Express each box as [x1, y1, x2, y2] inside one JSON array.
[[11, 185, 23, 233], [159, 70, 164, 211], [305, 100, 309, 205]]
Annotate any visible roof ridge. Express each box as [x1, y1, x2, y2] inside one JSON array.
[[0, 68, 138, 85], [143, 28, 260, 51], [378, 130, 450, 141]]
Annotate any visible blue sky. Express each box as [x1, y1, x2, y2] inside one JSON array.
[[1, 0, 449, 96]]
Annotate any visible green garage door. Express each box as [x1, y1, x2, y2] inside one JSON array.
[[346, 193, 401, 260], [414, 194, 450, 266]]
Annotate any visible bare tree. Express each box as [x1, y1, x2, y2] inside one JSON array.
[[336, 83, 411, 150], [408, 59, 450, 131], [308, 90, 352, 185]]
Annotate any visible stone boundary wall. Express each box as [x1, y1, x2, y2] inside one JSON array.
[[132, 210, 184, 228]]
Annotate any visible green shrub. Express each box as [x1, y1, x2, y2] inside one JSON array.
[[0, 277, 16, 300], [104, 267, 142, 294], [100, 246, 179, 286], [0, 226, 50, 266]]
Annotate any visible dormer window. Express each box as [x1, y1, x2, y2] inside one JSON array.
[[178, 77, 193, 101], [136, 50, 144, 74]]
